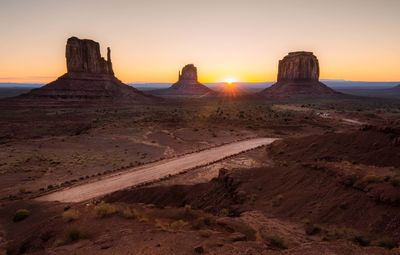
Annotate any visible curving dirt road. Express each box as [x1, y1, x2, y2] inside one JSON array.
[[36, 137, 278, 203]]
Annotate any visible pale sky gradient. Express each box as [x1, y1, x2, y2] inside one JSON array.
[[0, 0, 399, 83]]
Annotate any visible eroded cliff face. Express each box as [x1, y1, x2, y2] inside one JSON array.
[[277, 52, 319, 82], [66, 37, 114, 75]]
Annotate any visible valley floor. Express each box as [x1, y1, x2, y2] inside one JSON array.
[[0, 97, 400, 254]]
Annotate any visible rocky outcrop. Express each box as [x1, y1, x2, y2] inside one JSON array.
[[260, 51, 340, 98], [175, 64, 198, 84], [150, 64, 216, 96], [66, 37, 114, 75], [277, 51, 319, 82], [23, 37, 154, 101]]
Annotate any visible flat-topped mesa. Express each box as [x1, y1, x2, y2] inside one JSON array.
[[177, 64, 198, 84], [259, 51, 340, 98], [277, 51, 319, 82], [66, 37, 114, 76]]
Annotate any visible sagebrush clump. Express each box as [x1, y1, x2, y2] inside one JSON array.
[[13, 209, 30, 222]]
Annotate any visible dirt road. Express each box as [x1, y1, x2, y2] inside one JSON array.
[[36, 138, 278, 203]]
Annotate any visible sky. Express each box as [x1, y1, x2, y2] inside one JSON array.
[[0, 0, 399, 83]]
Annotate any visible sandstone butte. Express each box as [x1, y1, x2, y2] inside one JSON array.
[[150, 64, 216, 96], [22, 37, 154, 101], [260, 51, 340, 98]]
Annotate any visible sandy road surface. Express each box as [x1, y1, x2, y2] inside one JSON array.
[[36, 138, 278, 203]]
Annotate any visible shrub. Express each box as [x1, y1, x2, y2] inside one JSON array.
[[13, 209, 30, 222], [192, 217, 208, 230], [266, 235, 288, 249], [272, 194, 284, 207], [66, 228, 83, 242], [324, 226, 357, 241], [62, 209, 80, 222], [260, 230, 288, 249], [198, 230, 212, 238], [377, 237, 398, 250], [353, 235, 370, 247], [120, 207, 137, 219], [362, 175, 384, 184], [305, 223, 321, 236], [390, 177, 400, 187], [219, 208, 229, 217], [95, 202, 116, 218], [170, 220, 188, 230]]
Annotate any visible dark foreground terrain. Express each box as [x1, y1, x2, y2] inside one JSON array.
[[1, 95, 400, 254]]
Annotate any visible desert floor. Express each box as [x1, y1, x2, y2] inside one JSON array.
[[1, 96, 400, 254]]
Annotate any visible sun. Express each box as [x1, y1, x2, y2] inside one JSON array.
[[224, 77, 236, 84]]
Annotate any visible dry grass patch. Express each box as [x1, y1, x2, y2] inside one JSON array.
[[13, 209, 30, 222], [95, 202, 117, 218], [62, 209, 80, 222]]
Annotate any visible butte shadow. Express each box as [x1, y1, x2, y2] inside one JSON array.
[[19, 37, 156, 102]]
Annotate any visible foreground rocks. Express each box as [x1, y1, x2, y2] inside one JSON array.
[[150, 64, 216, 96], [260, 51, 340, 98], [21, 37, 154, 101]]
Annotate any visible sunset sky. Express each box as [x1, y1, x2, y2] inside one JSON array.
[[0, 0, 399, 83]]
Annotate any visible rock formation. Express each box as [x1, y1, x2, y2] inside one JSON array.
[[260, 51, 340, 98], [150, 64, 216, 96], [23, 37, 153, 101], [66, 37, 114, 75], [277, 51, 319, 82]]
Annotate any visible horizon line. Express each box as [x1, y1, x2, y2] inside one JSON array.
[[1, 79, 400, 85]]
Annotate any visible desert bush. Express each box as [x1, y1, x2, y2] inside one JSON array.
[[377, 237, 398, 250], [339, 202, 349, 210], [120, 206, 138, 219], [170, 220, 188, 230], [62, 209, 80, 222], [353, 235, 371, 247], [305, 223, 321, 236], [263, 234, 288, 249], [198, 230, 212, 238], [13, 209, 30, 222], [390, 177, 400, 187], [272, 194, 284, 207], [191, 216, 214, 230], [324, 226, 357, 241], [342, 174, 360, 186], [219, 208, 229, 217], [66, 228, 85, 243], [95, 202, 117, 218], [362, 175, 384, 184]]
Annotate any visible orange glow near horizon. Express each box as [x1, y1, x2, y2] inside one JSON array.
[[1, 0, 400, 84], [221, 82, 240, 98]]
